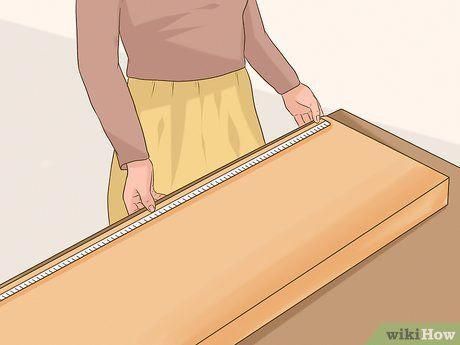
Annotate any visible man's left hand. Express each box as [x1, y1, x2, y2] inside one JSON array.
[[282, 83, 324, 126]]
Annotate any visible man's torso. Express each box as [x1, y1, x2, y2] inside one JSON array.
[[120, 0, 249, 81]]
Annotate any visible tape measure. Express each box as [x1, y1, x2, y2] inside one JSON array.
[[0, 120, 331, 302]]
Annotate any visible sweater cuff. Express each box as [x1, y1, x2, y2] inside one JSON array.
[[273, 74, 301, 95], [117, 150, 150, 170]]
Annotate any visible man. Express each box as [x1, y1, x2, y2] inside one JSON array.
[[77, 0, 323, 224]]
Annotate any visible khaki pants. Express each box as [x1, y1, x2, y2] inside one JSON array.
[[107, 68, 266, 224]]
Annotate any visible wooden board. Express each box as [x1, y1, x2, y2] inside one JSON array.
[[240, 110, 459, 345], [0, 116, 449, 345]]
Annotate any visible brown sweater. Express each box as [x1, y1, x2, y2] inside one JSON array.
[[76, 0, 300, 169]]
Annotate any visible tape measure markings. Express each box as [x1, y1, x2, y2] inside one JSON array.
[[0, 120, 330, 302]]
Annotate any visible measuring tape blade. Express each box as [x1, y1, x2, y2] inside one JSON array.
[[0, 120, 331, 302]]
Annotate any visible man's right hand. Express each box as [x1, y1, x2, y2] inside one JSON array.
[[124, 159, 165, 215]]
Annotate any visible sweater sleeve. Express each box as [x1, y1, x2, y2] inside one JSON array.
[[76, 0, 149, 170], [243, 0, 301, 94]]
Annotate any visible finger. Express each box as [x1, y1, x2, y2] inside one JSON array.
[[307, 106, 315, 119], [294, 114, 305, 127], [307, 102, 321, 123], [301, 108, 314, 124], [301, 114, 310, 124], [318, 101, 324, 117], [154, 193, 166, 201], [312, 103, 321, 122], [124, 184, 139, 215], [132, 194, 142, 204], [151, 186, 165, 201], [140, 191, 156, 212], [125, 199, 140, 215], [313, 113, 321, 123]]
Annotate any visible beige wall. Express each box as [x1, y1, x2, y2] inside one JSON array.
[[253, 1, 460, 152], [0, 1, 458, 283], [1, 0, 459, 151]]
